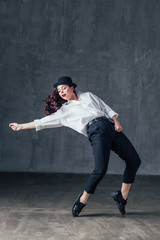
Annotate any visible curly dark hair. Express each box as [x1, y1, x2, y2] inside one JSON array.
[[44, 87, 77, 115]]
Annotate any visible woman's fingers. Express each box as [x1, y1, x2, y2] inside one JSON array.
[[9, 123, 18, 131], [9, 123, 17, 127], [116, 126, 122, 132], [119, 127, 123, 132], [114, 124, 123, 132], [118, 127, 123, 132]]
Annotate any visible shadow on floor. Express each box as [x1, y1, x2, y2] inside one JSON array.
[[80, 211, 160, 218]]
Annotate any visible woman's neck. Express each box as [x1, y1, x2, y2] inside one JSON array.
[[67, 93, 79, 101]]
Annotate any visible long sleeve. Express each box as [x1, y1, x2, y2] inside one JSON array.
[[88, 92, 118, 120], [34, 109, 63, 131]]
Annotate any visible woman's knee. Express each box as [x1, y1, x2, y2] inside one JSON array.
[[137, 156, 141, 168], [134, 153, 141, 168], [129, 154, 141, 170], [94, 166, 107, 177]]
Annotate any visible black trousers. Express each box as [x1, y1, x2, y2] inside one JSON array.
[[85, 117, 141, 194]]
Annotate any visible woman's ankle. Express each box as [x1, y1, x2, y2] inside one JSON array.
[[80, 191, 90, 204]]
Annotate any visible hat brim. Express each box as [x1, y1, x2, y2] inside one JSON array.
[[53, 82, 77, 88]]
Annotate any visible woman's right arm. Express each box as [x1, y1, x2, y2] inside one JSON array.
[[9, 121, 36, 131], [9, 107, 63, 132]]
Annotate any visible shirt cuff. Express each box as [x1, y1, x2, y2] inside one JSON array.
[[34, 119, 42, 131], [108, 110, 118, 119]]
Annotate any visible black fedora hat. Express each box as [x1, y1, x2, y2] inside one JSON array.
[[53, 76, 77, 88]]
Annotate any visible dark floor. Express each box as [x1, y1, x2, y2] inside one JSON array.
[[0, 173, 160, 240]]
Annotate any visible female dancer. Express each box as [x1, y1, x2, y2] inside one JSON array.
[[9, 76, 141, 217]]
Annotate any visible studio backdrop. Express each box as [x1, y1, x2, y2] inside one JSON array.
[[0, 0, 159, 175]]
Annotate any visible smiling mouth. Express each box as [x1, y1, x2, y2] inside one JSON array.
[[62, 94, 66, 97]]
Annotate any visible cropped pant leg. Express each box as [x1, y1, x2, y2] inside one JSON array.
[[111, 131, 141, 184], [85, 119, 113, 194]]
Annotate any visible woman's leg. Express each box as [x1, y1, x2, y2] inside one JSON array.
[[72, 121, 113, 216], [80, 121, 114, 204], [111, 131, 141, 186], [84, 133, 112, 195], [111, 131, 141, 214]]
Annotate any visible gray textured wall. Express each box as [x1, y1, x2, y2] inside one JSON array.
[[0, 0, 159, 174]]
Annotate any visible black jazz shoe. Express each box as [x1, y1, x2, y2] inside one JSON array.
[[72, 193, 86, 217], [112, 190, 127, 215]]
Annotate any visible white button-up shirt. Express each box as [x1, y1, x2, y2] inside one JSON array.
[[34, 91, 118, 137]]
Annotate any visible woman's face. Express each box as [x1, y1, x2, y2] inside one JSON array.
[[57, 84, 74, 101]]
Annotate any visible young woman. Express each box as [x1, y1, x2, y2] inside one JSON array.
[[9, 76, 141, 217]]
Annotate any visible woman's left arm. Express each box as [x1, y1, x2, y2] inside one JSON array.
[[87, 92, 122, 132], [112, 115, 123, 132]]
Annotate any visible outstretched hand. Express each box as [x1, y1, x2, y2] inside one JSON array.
[[9, 123, 22, 131]]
